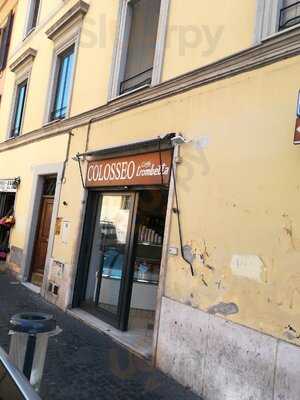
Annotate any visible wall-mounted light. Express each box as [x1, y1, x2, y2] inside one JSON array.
[[13, 177, 21, 187], [171, 134, 191, 146], [171, 134, 210, 151]]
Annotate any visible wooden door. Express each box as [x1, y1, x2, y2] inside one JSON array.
[[31, 196, 54, 278]]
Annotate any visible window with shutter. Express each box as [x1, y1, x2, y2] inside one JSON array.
[[109, 0, 170, 100], [0, 11, 14, 72], [279, 1, 300, 30], [26, 0, 40, 35], [120, 0, 161, 95]]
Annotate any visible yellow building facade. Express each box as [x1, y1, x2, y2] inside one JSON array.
[[0, 0, 300, 398]]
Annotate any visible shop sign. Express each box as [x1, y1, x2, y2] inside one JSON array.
[[0, 179, 17, 192], [86, 150, 172, 187]]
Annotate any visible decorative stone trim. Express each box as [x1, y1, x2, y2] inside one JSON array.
[[46, 0, 89, 41], [2, 25, 300, 152], [9, 48, 37, 73]]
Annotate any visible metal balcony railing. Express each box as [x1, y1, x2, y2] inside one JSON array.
[[0, 346, 41, 400], [279, 1, 300, 30], [50, 105, 67, 121], [120, 67, 153, 95]]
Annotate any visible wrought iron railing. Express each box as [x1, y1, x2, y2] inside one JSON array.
[[120, 67, 153, 95], [50, 105, 67, 121], [279, 1, 300, 30], [0, 346, 41, 400]]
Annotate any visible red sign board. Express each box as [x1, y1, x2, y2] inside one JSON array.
[[86, 150, 173, 188]]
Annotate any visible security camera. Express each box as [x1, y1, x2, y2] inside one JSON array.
[[171, 134, 191, 146]]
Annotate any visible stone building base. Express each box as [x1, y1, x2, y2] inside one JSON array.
[[156, 297, 300, 400]]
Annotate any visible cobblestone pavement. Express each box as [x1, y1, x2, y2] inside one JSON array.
[[0, 268, 201, 400]]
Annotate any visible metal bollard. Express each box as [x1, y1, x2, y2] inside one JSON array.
[[9, 312, 60, 392]]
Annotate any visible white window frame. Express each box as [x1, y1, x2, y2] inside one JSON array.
[[44, 33, 80, 125], [108, 0, 170, 101], [24, 0, 42, 38], [254, 0, 300, 43]]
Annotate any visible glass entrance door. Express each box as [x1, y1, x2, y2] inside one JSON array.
[[84, 193, 137, 329]]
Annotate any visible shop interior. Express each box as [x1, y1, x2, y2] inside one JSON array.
[[128, 190, 167, 341]]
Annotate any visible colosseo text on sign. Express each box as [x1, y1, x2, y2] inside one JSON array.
[[86, 150, 173, 187]]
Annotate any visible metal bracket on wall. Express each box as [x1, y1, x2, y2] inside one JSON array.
[[73, 153, 86, 189]]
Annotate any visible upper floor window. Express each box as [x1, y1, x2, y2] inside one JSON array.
[[10, 79, 28, 138], [279, 1, 300, 30], [0, 11, 14, 71], [50, 45, 75, 121], [109, 0, 170, 99], [255, 0, 300, 42], [120, 0, 161, 95], [26, 0, 40, 35]]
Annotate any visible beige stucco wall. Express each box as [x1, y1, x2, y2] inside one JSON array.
[[0, 0, 257, 139], [0, 0, 298, 360], [0, 0, 299, 397], [0, 0, 81, 139], [46, 55, 300, 347], [163, 57, 300, 346], [163, 0, 256, 80]]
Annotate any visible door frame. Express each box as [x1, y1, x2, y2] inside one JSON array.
[[74, 190, 139, 331], [21, 163, 64, 294]]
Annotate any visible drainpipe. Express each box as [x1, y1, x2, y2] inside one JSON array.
[[61, 131, 74, 183]]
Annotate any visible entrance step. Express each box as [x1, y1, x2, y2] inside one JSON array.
[[68, 308, 153, 360]]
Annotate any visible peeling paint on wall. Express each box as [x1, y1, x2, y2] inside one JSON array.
[[230, 255, 264, 282], [208, 302, 239, 316], [182, 245, 196, 264]]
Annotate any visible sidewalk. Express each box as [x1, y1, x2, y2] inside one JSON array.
[[0, 267, 201, 400]]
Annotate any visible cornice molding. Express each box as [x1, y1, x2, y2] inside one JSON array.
[[1, 26, 300, 152], [46, 0, 89, 41], [9, 48, 37, 73]]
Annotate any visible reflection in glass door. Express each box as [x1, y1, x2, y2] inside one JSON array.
[[84, 193, 137, 328]]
